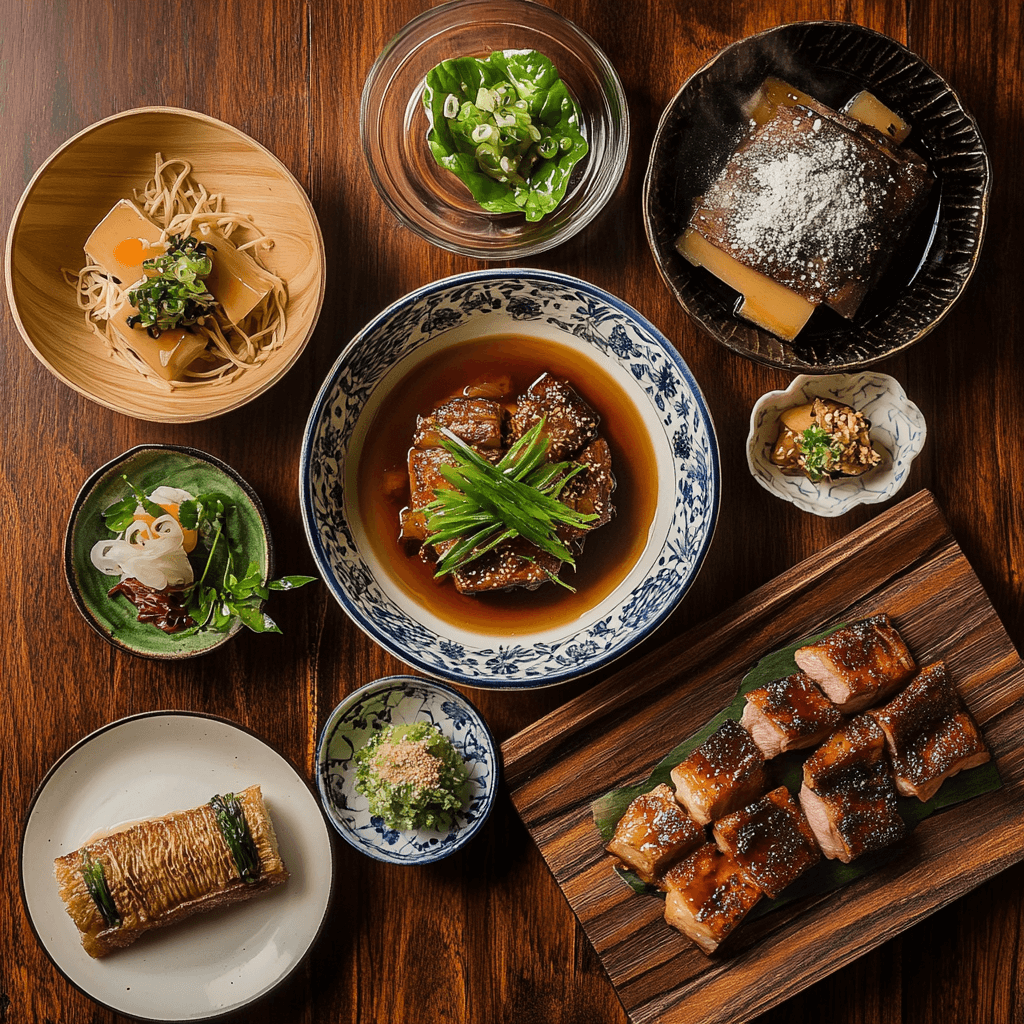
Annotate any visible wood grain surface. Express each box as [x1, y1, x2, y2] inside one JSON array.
[[1, 2, 1021, 1024], [503, 489, 1024, 1024]]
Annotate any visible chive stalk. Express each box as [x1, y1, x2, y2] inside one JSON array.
[[81, 850, 121, 929], [209, 793, 261, 884]]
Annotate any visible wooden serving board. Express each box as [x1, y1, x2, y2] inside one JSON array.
[[502, 490, 1024, 1024]]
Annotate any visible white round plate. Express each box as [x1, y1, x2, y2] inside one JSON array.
[[20, 712, 334, 1021]]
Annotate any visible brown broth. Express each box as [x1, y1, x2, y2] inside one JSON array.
[[355, 335, 660, 637]]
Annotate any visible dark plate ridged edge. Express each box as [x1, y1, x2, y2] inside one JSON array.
[[643, 21, 991, 372]]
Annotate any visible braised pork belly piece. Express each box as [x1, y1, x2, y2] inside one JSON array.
[[712, 786, 821, 898], [868, 661, 991, 802], [798, 715, 905, 863], [670, 720, 767, 826], [662, 843, 763, 954], [605, 783, 704, 885], [400, 374, 616, 595], [412, 395, 506, 450], [740, 671, 843, 758], [795, 614, 916, 713], [508, 373, 599, 460]]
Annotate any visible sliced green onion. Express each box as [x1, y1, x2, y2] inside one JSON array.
[[442, 93, 460, 118], [210, 792, 261, 885], [81, 850, 121, 929]]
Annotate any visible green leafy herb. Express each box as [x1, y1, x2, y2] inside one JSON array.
[[423, 50, 588, 222], [101, 474, 168, 531], [354, 721, 469, 831], [102, 479, 316, 637], [81, 850, 121, 929], [209, 792, 261, 884], [798, 424, 845, 482], [127, 234, 215, 336], [422, 419, 598, 588]]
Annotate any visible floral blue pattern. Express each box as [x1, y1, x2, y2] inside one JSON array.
[[299, 270, 720, 688], [316, 676, 498, 865]]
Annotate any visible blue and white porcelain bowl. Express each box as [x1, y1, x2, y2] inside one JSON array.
[[746, 372, 927, 517], [300, 269, 720, 688], [316, 676, 499, 864]]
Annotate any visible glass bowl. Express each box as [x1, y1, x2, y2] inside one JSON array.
[[360, 0, 629, 259]]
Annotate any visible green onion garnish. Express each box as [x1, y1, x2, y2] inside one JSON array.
[[81, 850, 121, 929], [209, 793, 261, 885], [422, 419, 598, 585], [127, 234, 215, 337]]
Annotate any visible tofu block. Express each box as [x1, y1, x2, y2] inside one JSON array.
[[196, 223, 277, 325], [605, 783, 704, 885], [794, 614, 917, 713], [85, 199, 165, 286], [712, 786, 821, 897], [844, 90, 911, 143], [662, 843, 762, 954], [740, 671, 843, 758], [869, 661, 991, 801], [670, 720, 767, 825]]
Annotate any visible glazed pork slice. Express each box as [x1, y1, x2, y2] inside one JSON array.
[[508, 373, 599, 460], [670, 720, 767, 826], [662, 843, 762, 954], [740, 671, 843, 758], [556, 437, 616, 545], [794, 614, 916, 713], [450, 536, 562, 594], [868, 661, 991, 801], [712, 786, 821, 898], [412, 396, 506, 450], [798, 715, 905, 863], [605, 783, 704, 885]]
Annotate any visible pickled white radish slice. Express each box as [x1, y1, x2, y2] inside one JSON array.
[[90, 514, 194, 590]]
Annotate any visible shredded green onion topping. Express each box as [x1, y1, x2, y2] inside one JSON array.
[[422, 418, 598, 587], [209, 792, 261, 885], [127, 234, 215, 337], [81, 849, 121, 929]]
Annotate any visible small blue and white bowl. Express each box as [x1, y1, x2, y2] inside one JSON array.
[[316, 676, 499, 865], [746, 372, 927, 517], [299, 268, 721, 688]]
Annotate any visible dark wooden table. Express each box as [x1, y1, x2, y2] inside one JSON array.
[[2, 1, 1021, 1023]]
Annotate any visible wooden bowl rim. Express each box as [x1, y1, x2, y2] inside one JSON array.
[[5, 105, 326, 422]]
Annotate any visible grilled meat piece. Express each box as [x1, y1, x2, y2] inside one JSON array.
[[412, 396, 506, 450], [509, 373, 599, 460], [794, 614, 916, 713], [740, 671, 842, 758], [662, 843, 762, 954], [557, 437, 616, 545], [605, 783, 704, 885], [54, 785, 287, 958], [868, 661, 991, 802], [712, 786, 821, 898], [450, 536, 562, 594], [798, 715, 905, 863], [670, 720, 767, 826]]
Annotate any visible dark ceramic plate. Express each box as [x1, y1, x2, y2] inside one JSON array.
[[64, 444, 273, 659], [643, 22, 990, 371]]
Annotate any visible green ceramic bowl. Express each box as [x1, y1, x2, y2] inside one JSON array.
[[64, 444, 274, 659]]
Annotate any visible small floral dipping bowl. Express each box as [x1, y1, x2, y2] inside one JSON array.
[[299, 268, 721, 689], [746, 373, 927, 517], [316, 676, 499, 865]]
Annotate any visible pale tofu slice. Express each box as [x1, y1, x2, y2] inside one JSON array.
[[662, 843, 762, 954], [670, 720, 767, 826], [605, 784, 704, 885]]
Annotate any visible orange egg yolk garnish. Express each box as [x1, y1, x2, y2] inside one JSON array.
[[133, 504, 199, 553], [112, 236, 163, 270]]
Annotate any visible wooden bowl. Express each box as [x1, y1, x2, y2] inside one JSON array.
[[5, 107, 325, 422]]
